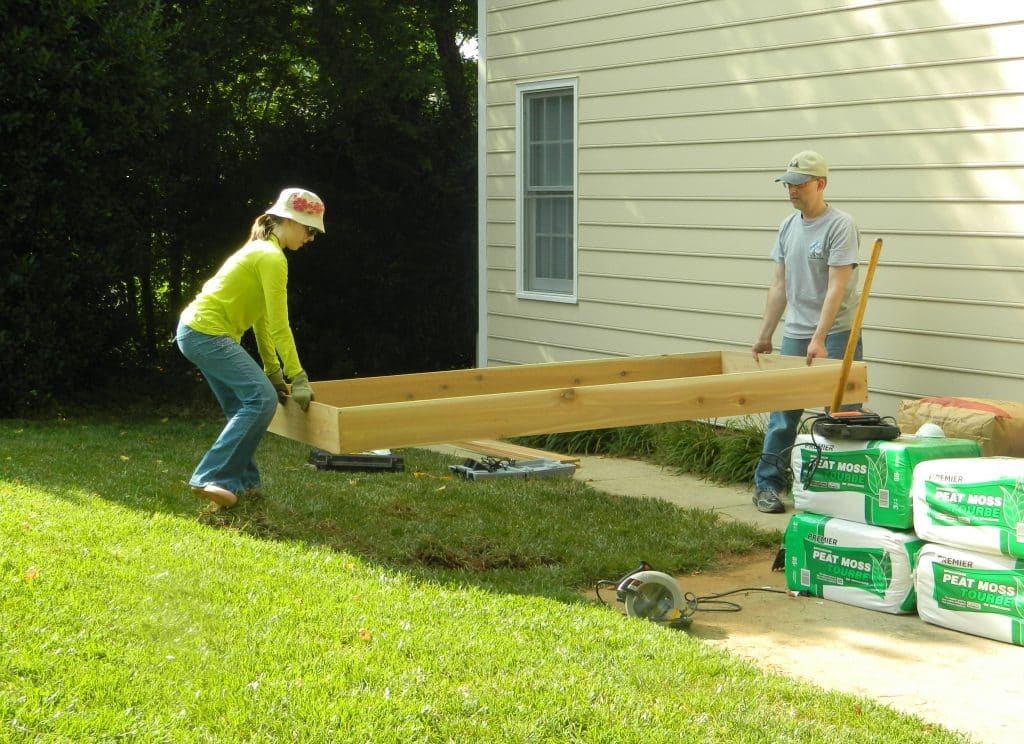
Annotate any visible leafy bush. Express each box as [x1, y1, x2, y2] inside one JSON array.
[[0, 0, 169, 413], [0, 1, 478, 415]]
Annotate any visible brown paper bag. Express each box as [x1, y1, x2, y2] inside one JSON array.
[[897, 397, 1024, 457]]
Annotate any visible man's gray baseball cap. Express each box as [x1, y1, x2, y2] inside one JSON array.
[[776, 150, 828, 185]]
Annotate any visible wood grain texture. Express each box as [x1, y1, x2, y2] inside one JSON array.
[[267, 351, 868, 454]]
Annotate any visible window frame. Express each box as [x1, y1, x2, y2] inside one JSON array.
[[515, 78, 578, 303]]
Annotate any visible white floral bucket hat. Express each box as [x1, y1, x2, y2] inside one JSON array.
[[266, 187, 326, 233]]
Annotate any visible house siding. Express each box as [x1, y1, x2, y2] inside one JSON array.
[[481, 0, 1024, 417]]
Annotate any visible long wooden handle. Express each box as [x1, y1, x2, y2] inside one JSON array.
[[831, 238, 883, 411]]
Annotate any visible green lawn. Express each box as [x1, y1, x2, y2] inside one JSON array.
[[1, 418, 970, 742]]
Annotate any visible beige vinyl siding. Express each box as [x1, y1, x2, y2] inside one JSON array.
[[481, 0, 1024, 417]]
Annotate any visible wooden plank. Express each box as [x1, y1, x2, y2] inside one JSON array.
[[267, 393, 341, 452], [268, 352, 868, 454], [309, 351, 723, 406], [331, 360, 865, 453], [722, 352, 812, 373], [454, 439, 580, 464]]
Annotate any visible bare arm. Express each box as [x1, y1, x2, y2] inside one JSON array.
[[752, 262, 787, 360], [806, 264, 855, 364]]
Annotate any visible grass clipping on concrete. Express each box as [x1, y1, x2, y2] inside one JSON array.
[[0, 418, 968, 742]]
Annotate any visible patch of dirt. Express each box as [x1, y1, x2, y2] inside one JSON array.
[[627, 551, 1018, 744]]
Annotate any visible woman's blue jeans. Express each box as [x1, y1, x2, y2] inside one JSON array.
[[176, 321, 278, 495], [753, 331, 863, 493]]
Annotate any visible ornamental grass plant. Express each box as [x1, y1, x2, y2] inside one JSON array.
[[517, 419, 766, 485]]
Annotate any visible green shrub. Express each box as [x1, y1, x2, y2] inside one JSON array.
[[516, 419, 765, 485]]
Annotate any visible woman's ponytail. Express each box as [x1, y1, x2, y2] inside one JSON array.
[[249, 214, 281, 241]]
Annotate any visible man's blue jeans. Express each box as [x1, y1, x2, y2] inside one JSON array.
[[753, 331, 863, 493], [176, 321, 278, 495]]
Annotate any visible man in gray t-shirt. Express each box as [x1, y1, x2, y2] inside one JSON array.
[[751, 151, 862, 513]]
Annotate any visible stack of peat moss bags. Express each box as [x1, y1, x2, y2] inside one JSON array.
[[913, 457, 1024, 645], [782, 430, 981, 614]]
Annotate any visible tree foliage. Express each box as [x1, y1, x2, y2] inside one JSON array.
[[0, 0, 477, 414], [1, 0, 170, 409]]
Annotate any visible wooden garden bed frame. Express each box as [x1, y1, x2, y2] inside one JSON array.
[[268, 351, 868, 454]]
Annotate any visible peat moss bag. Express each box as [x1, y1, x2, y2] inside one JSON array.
[[912, 456, 1024, 559], [783, 512, 924, 614], [791, 434, 981, 528], [916, 543, 1024, 646]]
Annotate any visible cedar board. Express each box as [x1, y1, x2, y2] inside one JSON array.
[[268, 351, 868, 454]]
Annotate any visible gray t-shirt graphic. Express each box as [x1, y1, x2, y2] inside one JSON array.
[[770, 205, 860, 339]]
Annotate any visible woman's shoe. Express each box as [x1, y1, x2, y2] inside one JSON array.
[[191, 484, 238, 508]]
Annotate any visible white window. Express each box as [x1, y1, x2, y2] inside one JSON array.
[[517, 79, 577, 301]]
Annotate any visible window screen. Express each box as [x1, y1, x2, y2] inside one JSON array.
[[522, 87, 574, 295]]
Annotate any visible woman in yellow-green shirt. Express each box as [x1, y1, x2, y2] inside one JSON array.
[[176, 188, 325, 507]]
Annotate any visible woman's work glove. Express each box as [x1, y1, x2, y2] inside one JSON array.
[[290, 371, 314, 411], [268, 370, 289, 405]]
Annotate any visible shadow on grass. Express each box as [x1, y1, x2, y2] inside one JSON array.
[[1, 416, 779, 605]]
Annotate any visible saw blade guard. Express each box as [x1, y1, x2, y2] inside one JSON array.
[[618, 570, 694, 626]]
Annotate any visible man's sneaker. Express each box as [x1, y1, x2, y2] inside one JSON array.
[[753, 487, 785, 514]]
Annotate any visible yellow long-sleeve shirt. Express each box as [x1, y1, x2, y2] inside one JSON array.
[[180, 235, 303, 379]]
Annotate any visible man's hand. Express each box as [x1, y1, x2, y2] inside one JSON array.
[[268, 370, 289, 405], [290, 371, 314, 411], [805, 339, 828, 365], [751, 339, 773, 360]]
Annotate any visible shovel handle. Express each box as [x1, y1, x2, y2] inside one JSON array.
[[831, 238, 883, 411]]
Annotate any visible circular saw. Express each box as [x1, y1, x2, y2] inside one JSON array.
[[615, 568, 696, 628]]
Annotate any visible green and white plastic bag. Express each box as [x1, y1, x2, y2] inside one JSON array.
[[791, 434, 981, 528], [784, 512, 924, 614], [916, 543, 1024, 646], [912, 457, 1024, 559]]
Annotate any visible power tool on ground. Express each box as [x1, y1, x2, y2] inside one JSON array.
[[597, 562, 697, 628]]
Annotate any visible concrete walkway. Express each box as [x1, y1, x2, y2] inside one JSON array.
[[569, 454, 786, 532]]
